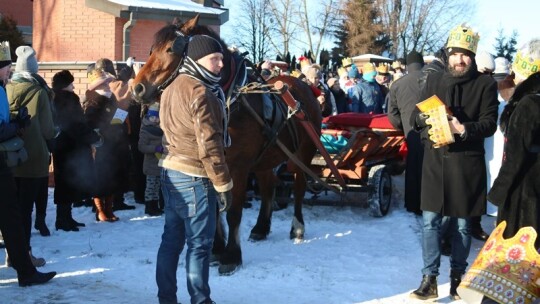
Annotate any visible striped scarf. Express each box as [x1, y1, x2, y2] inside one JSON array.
[[179, 56, 231, 147]]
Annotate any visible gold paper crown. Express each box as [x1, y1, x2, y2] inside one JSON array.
[[513, 48, 540, 80], [376, 63, 390, 75], [87, 68, 114, 90], [342, 57, 353, 68], [391, 60, 402, 69], [337, 67, 347, 78], [458, 221, 540, 304], [0, 41, 11, 62], [290, 69, 303, 78], [362, 62, 375, 73], [446, 24, 480, 54]]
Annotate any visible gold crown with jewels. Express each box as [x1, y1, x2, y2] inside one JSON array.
[[458, 221, 540, 304]]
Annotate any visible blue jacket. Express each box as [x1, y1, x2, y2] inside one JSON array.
[[348, 80, 383, 114]]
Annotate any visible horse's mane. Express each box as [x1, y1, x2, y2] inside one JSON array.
[[152, 20, 229, 52]]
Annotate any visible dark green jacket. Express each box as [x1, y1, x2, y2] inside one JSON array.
[[6, 73, 55, 177]]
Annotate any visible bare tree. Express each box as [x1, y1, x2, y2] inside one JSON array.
[[266, 0, 299, 59], [376, 0, 474, 59], [230, 0, 272, 63], [295, 0, 342, 60]]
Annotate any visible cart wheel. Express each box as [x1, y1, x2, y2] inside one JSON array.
[[368, 164, 392, 217]]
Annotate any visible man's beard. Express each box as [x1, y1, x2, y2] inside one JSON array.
[[449, 63, 471, 77]]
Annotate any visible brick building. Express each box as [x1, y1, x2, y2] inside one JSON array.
[[0, 0, 228, 94]]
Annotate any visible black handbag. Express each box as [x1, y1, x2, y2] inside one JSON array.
[[0, 136, 28, 167]]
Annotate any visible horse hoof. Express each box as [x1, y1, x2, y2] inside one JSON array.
[[218, 263, 242, 276], [248, 233, 267, 242], [289, 232, 304, 240]]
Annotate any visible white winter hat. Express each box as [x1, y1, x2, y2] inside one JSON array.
[[494, 57, 510, 75], [15, 46, 39, 74], [476, 51, 495, 73]]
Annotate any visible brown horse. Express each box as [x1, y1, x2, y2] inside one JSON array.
[[131, 15, 322, 275]]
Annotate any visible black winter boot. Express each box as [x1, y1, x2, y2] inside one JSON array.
[[145, 200, 163, 216], [450, 270, 463, 300], [18, 270, 57, 287], [410, 275, 438, 300], [56, 204, 79, 232], [471, 216, 489, 241], [34, 214, 50, 237]]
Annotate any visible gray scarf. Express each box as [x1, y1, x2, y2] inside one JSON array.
[[180, 56, 230, 147]]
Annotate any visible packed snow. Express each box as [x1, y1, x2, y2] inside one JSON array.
[[0, 174, 495, 304]]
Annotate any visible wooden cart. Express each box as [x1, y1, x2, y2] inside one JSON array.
[[277, 113, 407, 217]]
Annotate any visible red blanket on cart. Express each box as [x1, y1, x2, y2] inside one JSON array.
[[322, 113, 395, 129], [322, 113, 407, 158]]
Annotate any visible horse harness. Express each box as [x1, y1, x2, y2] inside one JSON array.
[[223, 53, 301, 166], [152, 31, 328, 190]]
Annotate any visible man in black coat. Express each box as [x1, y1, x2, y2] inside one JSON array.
[[409, 25, 499, 301], [387, 50, 425, 215]]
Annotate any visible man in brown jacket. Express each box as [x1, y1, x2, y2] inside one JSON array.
[[156, 34, 232, 304]]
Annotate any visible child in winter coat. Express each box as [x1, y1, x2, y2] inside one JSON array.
[[138, 103, 163, 216]]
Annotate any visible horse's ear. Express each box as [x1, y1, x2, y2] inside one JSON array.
[[182, 14, 199, 32], [172, 17, 181, 26]]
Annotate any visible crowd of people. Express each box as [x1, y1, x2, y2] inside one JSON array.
[[0, 42, 164, 288], [260, 24, 539, 303], [0, 22, 539, 304]]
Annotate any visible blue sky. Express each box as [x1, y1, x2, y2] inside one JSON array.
[[473, 0, 539, 53], [221, 0, 540, 58]]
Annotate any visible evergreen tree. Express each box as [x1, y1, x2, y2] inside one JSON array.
[[285, 51, 291, 67], [343, 0, 390, 55], [319, 49, 330, 71], [0, 14, 25, 60], [494, 28, 518, 62], [331, 19, 349, 70], [290, 55, 296, 72]]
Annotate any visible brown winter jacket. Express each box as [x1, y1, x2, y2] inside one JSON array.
[[159, 74, 232, 193]]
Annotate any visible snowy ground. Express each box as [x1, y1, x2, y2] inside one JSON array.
[[0, 174, 495, 304]]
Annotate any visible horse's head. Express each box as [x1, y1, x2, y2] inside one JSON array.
[[131, 15, 200, 104]]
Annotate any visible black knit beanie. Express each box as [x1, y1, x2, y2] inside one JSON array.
[[446, 47, 476, 58], [52, 69, 74, 91], [187, 35, 223, 61]]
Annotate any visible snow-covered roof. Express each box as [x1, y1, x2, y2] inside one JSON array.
[[107, 0, 224, 15], [85, 0, 228, 25], [351, 54, 393, 61]]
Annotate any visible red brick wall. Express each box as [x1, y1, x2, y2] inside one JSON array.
[[24, 0, 222, 63], [0, 0, 33, 26], [40, 67, 91, 97], [128, 19, 167, 61], [33, 0, 117, 62], [31, 0, 168, 62]]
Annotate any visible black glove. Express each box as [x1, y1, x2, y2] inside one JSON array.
[[415, 113, 429, 129], [217, 190, 232, 212], [15, 107, 31, 129]]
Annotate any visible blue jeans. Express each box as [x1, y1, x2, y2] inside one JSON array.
[[421, 211, 471, 276], [156, 169, 217, 304]]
